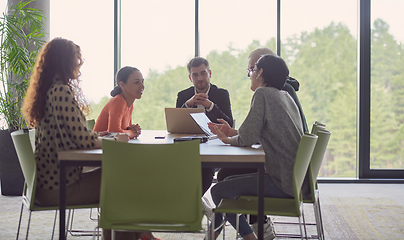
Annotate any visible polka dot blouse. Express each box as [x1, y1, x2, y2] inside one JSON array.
[[35, 82, 98, 190]]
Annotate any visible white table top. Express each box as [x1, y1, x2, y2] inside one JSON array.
[[58, 130, 265, 163]]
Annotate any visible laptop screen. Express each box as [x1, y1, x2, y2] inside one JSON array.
[[190, 112, 217, 139], [164, 108, 205, 134]]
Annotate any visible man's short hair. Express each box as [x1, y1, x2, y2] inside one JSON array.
[[249, 47, 276, 61], [187, 57, 209, 73], [256, 54, 289, 90]]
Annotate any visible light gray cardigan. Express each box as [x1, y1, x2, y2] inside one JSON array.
[[229, 86, 304, 197]]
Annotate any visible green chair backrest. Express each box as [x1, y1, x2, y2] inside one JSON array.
[[86, 119, 95, 131], [311, 121, 326, 135], [293, 133, 318, 212], [11, 130, 37, 209], [309, 130, 331, 192], [99, 139, 203, 231]]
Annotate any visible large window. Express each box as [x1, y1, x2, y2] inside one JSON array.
[[370, 0, 404, 170], [282, 0, 358, 177], [120, 0, 194, 130], [9, 0, 403, 180], [199, 0, 277, 129], [50, 0, 114, 106]]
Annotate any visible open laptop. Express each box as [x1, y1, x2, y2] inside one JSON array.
[[165, 108, 205, 134], [189, 112, 218, 140]]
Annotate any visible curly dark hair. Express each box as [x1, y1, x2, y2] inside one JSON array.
[[23, 37, 89, 127]]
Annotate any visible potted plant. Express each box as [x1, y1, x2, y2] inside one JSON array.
[[0, 0, 45, 195]]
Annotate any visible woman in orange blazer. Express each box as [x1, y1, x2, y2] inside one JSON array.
[[93, 66, 144, 139]]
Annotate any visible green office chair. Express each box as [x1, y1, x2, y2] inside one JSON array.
[[99, 139, 203, 237], [211, 133, 318, 240], [304, 129, 331, 240], [304, 121, 328, 239], [11, 130, 99, 240], [311, 121, 326, 135], [239, 128, 331, 239], [86, 119, 96, 131]]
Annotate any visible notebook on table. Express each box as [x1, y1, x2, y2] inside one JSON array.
[[164, 108, 205, 134]]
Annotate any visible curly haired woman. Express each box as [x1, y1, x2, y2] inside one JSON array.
[[23, 38, 136, 240]]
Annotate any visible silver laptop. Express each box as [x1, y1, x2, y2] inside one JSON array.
[[189, 112, 218, 139], [165, 108, 205, 134]]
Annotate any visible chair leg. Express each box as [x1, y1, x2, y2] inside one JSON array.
[[51, 210, 57, 240], [222, 213, 227, 240], [206, 212, 210, 238], [222, 213, 226, 240], [316, 198, 325, 240], [69, 209, 75, 233], [18, 206, 58, 240], [235, 213, 240, 240], [97, 210, 100, 240], [298, 216, 304, 240], [313, 201, 323, 240], [89, 208, 98, 220], [25, 211, 32, 240], [302, 210, 308, 240], [16, 203, 24, 240], [67, 208, 101, 237], [65, 209, 72, 239], [209, 211, 227, 240], [210, 212, 215, 240], [93, 226, 101, 240]]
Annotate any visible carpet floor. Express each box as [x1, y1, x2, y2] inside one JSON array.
[[1, 185, 403, 239]]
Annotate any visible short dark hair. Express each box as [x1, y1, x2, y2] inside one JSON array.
[[187, 57, 209, 73], [256, 54, 289, 90]]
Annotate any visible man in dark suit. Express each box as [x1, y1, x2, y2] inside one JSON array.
[[176, 57, 233, 127], [176, 57, 233, 217]]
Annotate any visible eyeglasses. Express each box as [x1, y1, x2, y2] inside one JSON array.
[[247, 68, 258, 77]]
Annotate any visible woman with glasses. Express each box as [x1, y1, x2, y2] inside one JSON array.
[[207, 54, 306, 240]]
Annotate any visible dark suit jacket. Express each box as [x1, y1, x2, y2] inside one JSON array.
[[176, 84, 234, 127]]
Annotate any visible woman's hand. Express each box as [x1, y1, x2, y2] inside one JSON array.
[[208, 119, 237, 137], [97, 131, 109, 137], [128, 124, 142, 138], [214, 125, 231, 144]]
